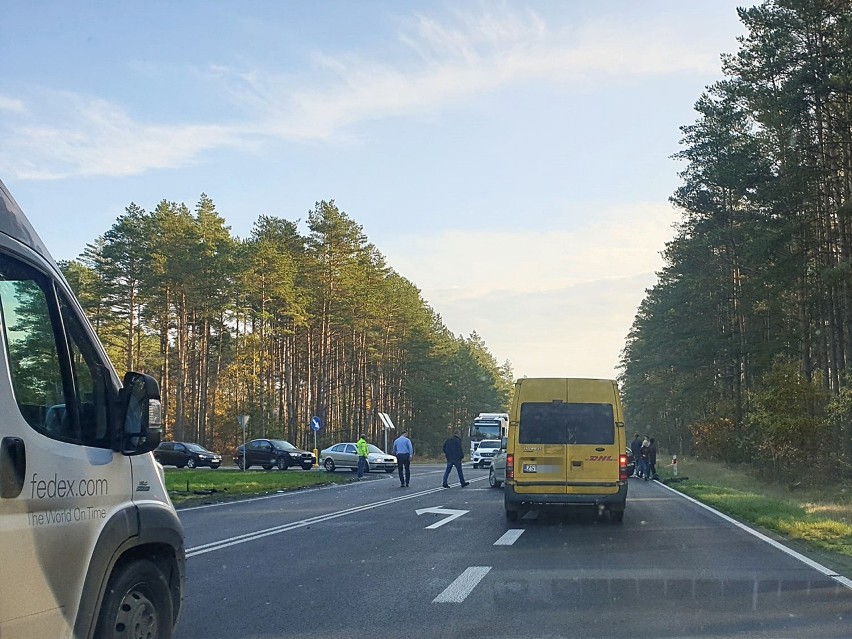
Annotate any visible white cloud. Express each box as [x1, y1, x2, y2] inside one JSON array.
[[0, 5, 726, 180], [385, 201, 677, 300], [0, 95, 26, 113], [0, 94, 254, 180], [383, 201, 678, 379], [237, 7, 723, 140]]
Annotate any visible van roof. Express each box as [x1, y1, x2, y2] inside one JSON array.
[[0, 180, 55, 266]]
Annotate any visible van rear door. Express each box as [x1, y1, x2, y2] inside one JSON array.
[[563, 403, 620, 496]]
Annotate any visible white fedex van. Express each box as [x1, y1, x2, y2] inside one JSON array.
[[0, 180, 184, 638]]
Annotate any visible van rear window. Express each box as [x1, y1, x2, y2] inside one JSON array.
[[519, 402, 615, 445]]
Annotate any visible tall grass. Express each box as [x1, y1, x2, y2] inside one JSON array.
[[661, 457, 852, 559]]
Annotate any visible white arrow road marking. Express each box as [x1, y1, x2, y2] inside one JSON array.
[[433, 566, 492, 603], [494, 529, 524, 545], [415, 507, 469, 529]]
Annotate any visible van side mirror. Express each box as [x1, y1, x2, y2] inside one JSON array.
[[118, 372, 162, 455]]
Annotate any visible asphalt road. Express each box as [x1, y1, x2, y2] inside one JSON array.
[[173, 465, 852, 639]]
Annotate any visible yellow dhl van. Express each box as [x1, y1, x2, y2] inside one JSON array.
[[0, 180, 184, 638], [503, 377, 628, 522]]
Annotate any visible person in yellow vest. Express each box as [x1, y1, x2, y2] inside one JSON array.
[[356, 435, 369, 479]]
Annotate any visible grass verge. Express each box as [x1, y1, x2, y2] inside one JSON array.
[[659, 457, 852, 574], [164, 467, 357, 506]]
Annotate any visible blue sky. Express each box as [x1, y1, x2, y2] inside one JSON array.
[[1, 1, 749, 379]]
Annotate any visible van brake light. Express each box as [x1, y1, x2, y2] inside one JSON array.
[[619, 454, 627, 481], [506, 454, 514, 480]]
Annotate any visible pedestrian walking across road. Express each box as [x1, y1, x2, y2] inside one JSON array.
[[392, 431, 414, 487], [441, 432, 469, 488]]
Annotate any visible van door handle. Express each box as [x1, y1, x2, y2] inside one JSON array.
[[1, 437, 26, 498]]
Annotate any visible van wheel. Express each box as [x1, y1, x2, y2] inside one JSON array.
[[505, 509, 519, 522], [96, 558, 174, 639], [609, 507, 625, 523], [185, 458, 196, 469]]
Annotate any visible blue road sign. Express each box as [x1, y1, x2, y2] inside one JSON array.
[[310, 416, 322, 432]]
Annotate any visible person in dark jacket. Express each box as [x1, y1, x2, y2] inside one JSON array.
[[639, 437, 651, 480], [442, 432, 469, 488], [630, 433, 642, 478], [649, 437, 658, 480]]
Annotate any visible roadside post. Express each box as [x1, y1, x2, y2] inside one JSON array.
[[378, 412, 396, 453], [671, 454, 678, 477], [238, 415, 250, 471], [310, 416, 322, 468]]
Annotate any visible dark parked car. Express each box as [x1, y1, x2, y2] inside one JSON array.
[[154, 441, 222, 469], [234, 438, 315, 470]]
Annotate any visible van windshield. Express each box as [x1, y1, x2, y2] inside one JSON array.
[[518, 403, 614, 445]]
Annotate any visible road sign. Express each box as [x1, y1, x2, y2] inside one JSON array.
[[415, 507, 469, 529], [310, 416, 322, 432]]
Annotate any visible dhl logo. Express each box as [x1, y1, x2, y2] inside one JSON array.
[[587, 455, 614, 462]]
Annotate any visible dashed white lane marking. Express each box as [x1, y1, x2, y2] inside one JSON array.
[[433, 566, 492, 603], [494, 529, 525, 545]]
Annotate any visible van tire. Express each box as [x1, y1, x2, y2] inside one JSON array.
[[96, 558, 174, 639], [609, 507, 625, 523]]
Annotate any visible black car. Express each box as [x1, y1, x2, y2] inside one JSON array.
[[234, 438, 315, 470], [626, 447, 636, 477], [154, 441, 222, 469]]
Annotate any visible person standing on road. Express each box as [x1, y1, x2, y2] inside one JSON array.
[[639, 437, 651, 480], [392, 430, 414, 488], [356, 434, 369, 479], [442, 432, 469, 488], [649, 437, 658, 480], [630, 432, 642, 478]]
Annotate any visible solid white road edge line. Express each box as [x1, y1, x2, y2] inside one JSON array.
[[494, 529, 525, 546], [655, 479, 852, 591], [433, 566, 492, 603]]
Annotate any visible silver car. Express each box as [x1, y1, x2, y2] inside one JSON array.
[[489, 437, 508, 488], [320, 442, 397, 473]]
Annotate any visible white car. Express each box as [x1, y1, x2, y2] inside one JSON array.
[[471, 439, 501, 469]]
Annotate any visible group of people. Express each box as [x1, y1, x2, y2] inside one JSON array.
[[353, 431, 470, 489], [630, 432, 658, 481]]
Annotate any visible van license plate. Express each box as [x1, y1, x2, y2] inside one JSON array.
[[523, 464, 537, 473]]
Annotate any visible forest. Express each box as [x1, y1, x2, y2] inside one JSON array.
[[619, 0, 852, 483], [61, 198, 513, 457]]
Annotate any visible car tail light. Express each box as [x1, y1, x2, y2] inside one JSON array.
[[506, 454, 514, 480], [619, 454, 627, 481]]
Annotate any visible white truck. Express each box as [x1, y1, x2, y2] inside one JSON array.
[[0, 180, 184, 638], [469, 412, 509, 459]]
